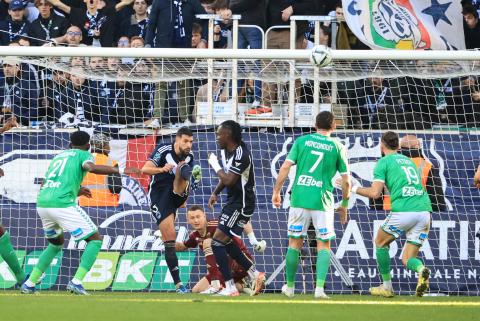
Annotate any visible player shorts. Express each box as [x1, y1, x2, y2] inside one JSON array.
[[37, 206, 97, 241], [287, 207, 335, 241], [381, 211, 431, 246], [150, 189, 188, 225], [217, 208, 251, 238]]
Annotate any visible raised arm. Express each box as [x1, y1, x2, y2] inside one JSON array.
[[47, 0, 71, 14], [354, 181, 385, 199], [115, 0, 134, 12], [141, 160, 173, 176]]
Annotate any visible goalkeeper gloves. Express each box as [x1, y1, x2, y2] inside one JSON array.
[[208, 153, 222, 173]]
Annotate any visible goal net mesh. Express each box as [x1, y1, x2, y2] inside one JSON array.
[[0, 53, 479, 295]]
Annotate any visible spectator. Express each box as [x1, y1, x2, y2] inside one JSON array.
[[191, 22, 207, 48], [462, 4, 480, 49], [101, 64, 153, 124], [47, 0, 134, 47], [216, 0, 266, 114], [145, 0, 205, 48], [42, 69, 68, 121], [130, 35, 144, 47], [0, 0, 32, 46], [0, 56, 38, 126], [89, 57, 106, 71], [146, 0, 206, 124], [122, 0, 149, 39], [62, 65, 104, 123], [355, 77, 396, 129], [18, 36, 30, 46], [70, 56, 86, 67], [63, 25, 83, 46], [29, 0, 69, 46], [117, 35, 130, 47]]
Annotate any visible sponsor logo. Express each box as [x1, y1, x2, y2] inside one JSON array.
[[402, 186, 425, 197], [297, 175, 323, 188]]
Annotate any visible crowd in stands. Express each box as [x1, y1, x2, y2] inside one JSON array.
[[0, 0, 479, 129]]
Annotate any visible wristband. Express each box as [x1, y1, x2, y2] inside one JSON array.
[[210, 162, 222, 173], [118, 167, 125, 175], [352, 185, 359, 194], [341, 199, 349, 207]]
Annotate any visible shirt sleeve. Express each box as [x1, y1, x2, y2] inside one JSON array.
[[336, 143, 349, 175], [183, 232, 198, 248], [81, 151, 94, 170], [147, 145, 163, 166], [373, 158, 386, 183], [286, 139, 299, 164], [229, 145, 250, 175]]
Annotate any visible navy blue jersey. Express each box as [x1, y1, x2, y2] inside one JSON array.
[[220, 144, 255, 216], [147, 143, 194, 196]]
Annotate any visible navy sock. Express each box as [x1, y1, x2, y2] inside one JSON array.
[[179, 164, 192, 181], [211, 239, 232, 281], [164, 240, 181, 285], [225, 240, 253, 271]]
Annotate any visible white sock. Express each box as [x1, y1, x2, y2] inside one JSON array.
[[71, 278, 82, 286], [247, 232, 258, 246], [247, 266, 259, 280], [383, 280, 393, 290], [225, 279, 236, 291], [315, 287, 325, 293], [25, 279, 35, 287]]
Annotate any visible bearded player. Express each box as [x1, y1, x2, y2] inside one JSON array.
[[176, 205, 257, 294], [142, 127, 201, 294], [350, 131, 432, 297]]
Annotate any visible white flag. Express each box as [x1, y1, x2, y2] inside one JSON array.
[[342, 0, 465, 50]]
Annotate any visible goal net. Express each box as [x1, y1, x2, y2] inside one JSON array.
[[0, 48, 479, 295]]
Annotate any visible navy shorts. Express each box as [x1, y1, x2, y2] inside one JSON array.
[[150, 190, 188, 225], [217, 208, 251, 238]]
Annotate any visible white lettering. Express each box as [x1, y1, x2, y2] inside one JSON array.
[[336, 220, 369, 259], [433, 221, 456, 260], [115, 259, 153, 283]]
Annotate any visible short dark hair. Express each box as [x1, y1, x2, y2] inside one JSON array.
[[187, 205, 205, 213], [315, 111, 335, 130], [176, 126, 193, 137], [381, 131, 399, 150], [463, 4, 479, 19], [220, 120, 243, 145], [70, 130, 90, 146], [211, 0, 228, 10], [192, 22, 202, 34]]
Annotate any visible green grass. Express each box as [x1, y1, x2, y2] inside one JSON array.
[[1, 291, 479, 321]]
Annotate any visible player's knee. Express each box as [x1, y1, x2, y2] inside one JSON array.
[[0, 225, 5, 237], [86, 232, 102, 242], [316, 239, 331, 251], [178, 163, 192, 181], [164, 240, 177, 259]]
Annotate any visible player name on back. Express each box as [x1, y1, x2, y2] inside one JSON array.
[[304, 139, 334, 151]]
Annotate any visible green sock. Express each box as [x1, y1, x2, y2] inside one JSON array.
[[74, 240, 102, 281], [316, 249, 331, 288], [376, 247, 392, 282], [285, 247, 300, 288], [0, 231, 25, 283], [30, 243, 62, 284], [406, 257, 424, 273]]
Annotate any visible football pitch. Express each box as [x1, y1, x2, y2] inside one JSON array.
[[1, 291, 479, 321]]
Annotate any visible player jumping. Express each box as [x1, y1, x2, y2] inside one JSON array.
[[208, 120, 265, 296], [141, 127, 201, 294], [21, 131, 139, 295], [0, 117, 27, 286], [350, 131, 432, 297], [176, 205, 258, 294], [272, 111, 351, 299]]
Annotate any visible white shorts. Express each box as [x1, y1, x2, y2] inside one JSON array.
[[287, 207, 335, 241], [37, 206, 97, 241], [381, 211, 430, 246]]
